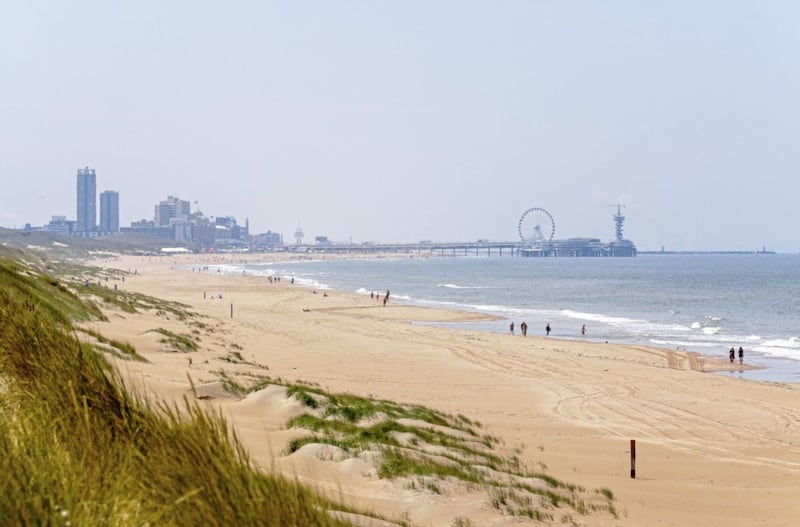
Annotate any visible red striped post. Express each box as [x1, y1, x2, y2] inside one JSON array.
[[630, 439, 636, 479]]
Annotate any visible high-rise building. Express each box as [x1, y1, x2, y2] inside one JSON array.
[[99, 190, 120, 233], [154, 196, 191, 227], [76, 167, 96, 234]]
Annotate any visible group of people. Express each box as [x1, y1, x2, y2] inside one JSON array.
[[508, 321, 554, 337], [509, 321, 529, 336], [508, 322, 590, 337], [729, 346, 745, 364], [370, 290, 391, 306]]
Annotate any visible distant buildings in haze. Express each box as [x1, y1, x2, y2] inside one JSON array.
[[121, 196, 260, 251], [99, 191, 120, 234], [75, 167, 96, 234], [55, 167, 120, 236], [26, 165, 281, 251]]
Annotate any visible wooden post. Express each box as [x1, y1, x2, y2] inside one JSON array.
[[230, 303, 233, 319], [630, 439, 636, 479]]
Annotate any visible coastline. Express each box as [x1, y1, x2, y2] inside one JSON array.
[[184, 252, 788, 382], [87, 253, 800, 527]]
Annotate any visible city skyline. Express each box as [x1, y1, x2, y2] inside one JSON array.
[[2, 3, 799, 252]]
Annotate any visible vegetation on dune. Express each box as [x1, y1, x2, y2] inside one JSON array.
[[76, 326, 147, 362], [0, 245, 618, 525], [0, 249, 105, 323], [0, 254, 359, 526], [213, 374, 618, 522], [0, 227, 185, 257], [148, 327, 200, 352]]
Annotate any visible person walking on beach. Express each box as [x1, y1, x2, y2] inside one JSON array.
[[521, 321, 527, 336], [581, 324, 586, 336], [739, 346, 744, 364], [545, 323, 551, 336], [729, 347, 735, 363], [509, 322, 515, 335]]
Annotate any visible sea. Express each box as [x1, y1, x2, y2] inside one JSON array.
[[207, 253, 800, 383]]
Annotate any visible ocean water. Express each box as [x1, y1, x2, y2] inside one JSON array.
[[209, 254, 800, 383]]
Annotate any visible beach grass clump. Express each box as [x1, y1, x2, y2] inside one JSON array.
[[76, 326, 147, 362], [213, 369, 257, 397], [279, 382, 617, 522], [148, 327, 199, 352], [0, 254, 105, 323], [80, 282, 139, 312], [0, 254, 363, 526]]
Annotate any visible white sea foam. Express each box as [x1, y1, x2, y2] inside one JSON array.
[[753, 340, 800, 361], [560, 309, 691, 335], [649, 339, 719, 348], [437, 283, 486, 290], [701, 327, 721, 335], [288, 275, 331, 290], [758, 338, 800, 350]]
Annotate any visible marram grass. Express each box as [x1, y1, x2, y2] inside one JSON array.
[[0, 255, 356, 526]]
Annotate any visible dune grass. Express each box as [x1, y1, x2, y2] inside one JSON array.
[[203, 372, 616, 522], [76, 326, 147, 362], [0, 254, 358, 526], [148, 327, 200, 352], [278, 382, 617, 522]]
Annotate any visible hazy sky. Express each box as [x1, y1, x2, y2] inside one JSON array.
[[2, 1, 799, 251]]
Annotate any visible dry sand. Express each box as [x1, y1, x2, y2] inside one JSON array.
[[82, 254, 800, 526]]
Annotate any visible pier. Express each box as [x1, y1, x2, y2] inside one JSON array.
[[285, 241, 522, 257]]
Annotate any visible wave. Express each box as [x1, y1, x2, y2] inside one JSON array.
[[560, 309, 692, 333], [437, 283, 486, 290], [196, 257, 800, 369], [649, 339, 719, 348]]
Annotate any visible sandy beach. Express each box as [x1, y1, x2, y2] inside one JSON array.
[[82, 254, 800, 526]]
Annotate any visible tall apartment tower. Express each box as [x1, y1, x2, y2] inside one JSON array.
[[99, 190, 120, 233], [154, 196, 191, 227], [76, 167, 97, 234]]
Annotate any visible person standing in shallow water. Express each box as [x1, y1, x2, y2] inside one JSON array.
[[545, 323, 551, 336], [509, 322, 515, 335], [729, 347, 735, 363], [739, 346, 744, 364]]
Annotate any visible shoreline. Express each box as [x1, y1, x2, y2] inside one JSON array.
[[86, 253, 800, 526], [184, 253, 787, 383]]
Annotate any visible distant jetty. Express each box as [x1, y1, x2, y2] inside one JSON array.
[[639, 250, 777, 255]]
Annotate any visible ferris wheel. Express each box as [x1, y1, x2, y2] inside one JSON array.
[[518, 207, 555, 247]]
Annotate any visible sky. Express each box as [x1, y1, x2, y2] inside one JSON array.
[[2, 1, 799, 252]]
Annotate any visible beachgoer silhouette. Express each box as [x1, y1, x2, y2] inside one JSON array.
[[738, 346, 744, 364], [521, 321, 527, 336], [729, 347, 735, 363], [546, 323, 551, 336], [509, 322, 515, 335], [581, 324, 586, 336]]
